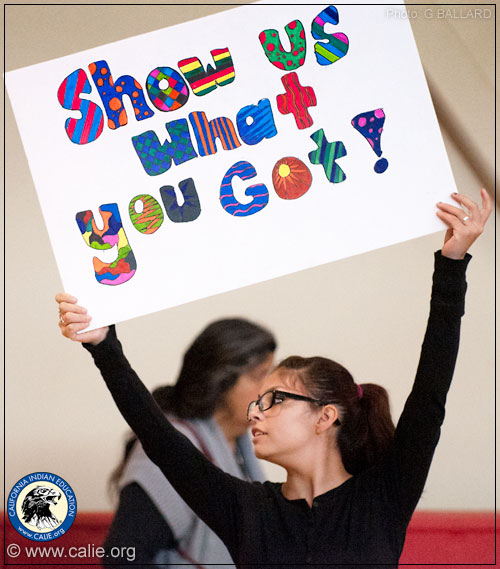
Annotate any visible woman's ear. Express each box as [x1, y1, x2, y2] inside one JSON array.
[[315, 404, 340, 434]]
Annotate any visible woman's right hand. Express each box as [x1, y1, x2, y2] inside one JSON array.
[[55, 293, 109, 345]]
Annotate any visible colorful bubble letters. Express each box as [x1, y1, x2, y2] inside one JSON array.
[[129, 195, 165, 234], [132, 119, 198, 176], [308, 129, 347, 183], [60, 5, 390, 287], [259, 20, 306, 70], [57, 69, 104, 144], [146, 67, 189, 112], [89, 60, 154, 129], [351, 109, 389, 173], [311, 6, 349, 65], [178, 48, 235, 96], [160, 178, 201, 223], [75, 204, 137, 285], [220, 161, 269, 217]]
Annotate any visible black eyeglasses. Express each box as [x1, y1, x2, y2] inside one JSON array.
[[247, 389, 340, 424]]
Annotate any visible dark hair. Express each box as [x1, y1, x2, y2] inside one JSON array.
[[110, 318, 276, 494], [275, 356, 395, 475]]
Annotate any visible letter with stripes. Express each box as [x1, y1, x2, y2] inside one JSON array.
[[219, 161, 269, 217], [178, 48, 235, 97], [236, 99, 278, 145], [189, 112, 241, 157], [57, 69, 104, 145]]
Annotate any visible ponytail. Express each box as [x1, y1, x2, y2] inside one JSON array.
[[337, 383, 395, 475]]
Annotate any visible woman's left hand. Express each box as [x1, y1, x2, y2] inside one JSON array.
[[436, 188, 492, 260]]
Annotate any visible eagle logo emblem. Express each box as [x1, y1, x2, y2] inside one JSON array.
[[8, 472, 77, 541], [21, 485, 62, 530]]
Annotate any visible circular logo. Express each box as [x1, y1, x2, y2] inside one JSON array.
[[7, 472, 77, 541]]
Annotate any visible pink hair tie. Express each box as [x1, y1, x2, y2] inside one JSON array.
[[356, 383, 364, 400]]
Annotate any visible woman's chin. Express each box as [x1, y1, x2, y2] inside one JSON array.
[[253, 445, 279, 464], [253, 446, 265, 459], [252, 442, 270, 460]]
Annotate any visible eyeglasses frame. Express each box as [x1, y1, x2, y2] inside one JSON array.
[[247, 389, 341, 425]]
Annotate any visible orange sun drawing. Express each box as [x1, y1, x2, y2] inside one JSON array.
[[272, 157, 312, 200]]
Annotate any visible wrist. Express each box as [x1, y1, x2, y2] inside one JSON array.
[[441, 252, 466, 260], [83, 325, 113, 348], [434, 250, 472, 274]]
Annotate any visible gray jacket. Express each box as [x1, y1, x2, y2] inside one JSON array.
[[120, 416, 265, 568]]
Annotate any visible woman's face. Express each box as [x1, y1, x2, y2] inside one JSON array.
[[221, 352, 275, 433], [247, 371, 321, 466]]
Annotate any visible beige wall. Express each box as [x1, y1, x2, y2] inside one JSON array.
[[3, 1, 496, 511]]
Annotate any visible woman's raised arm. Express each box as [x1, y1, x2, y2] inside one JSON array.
[[384, 189, 491, 524], [54, 295, 250, 554]]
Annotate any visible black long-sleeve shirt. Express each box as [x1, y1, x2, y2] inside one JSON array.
[[86, 252, 470, 568]]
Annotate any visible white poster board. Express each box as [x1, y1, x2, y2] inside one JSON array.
[[6, 2, 455, 330]]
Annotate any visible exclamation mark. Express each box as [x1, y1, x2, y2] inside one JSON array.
[[351, 109, 389, 173]]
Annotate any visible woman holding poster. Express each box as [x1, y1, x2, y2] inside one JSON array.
[[57, 190, 491, 567]]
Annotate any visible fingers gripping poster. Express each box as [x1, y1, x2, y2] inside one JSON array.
[[6, 2, 456, 330]]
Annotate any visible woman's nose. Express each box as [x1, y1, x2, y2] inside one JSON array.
[[247, 403, 264, 422]]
